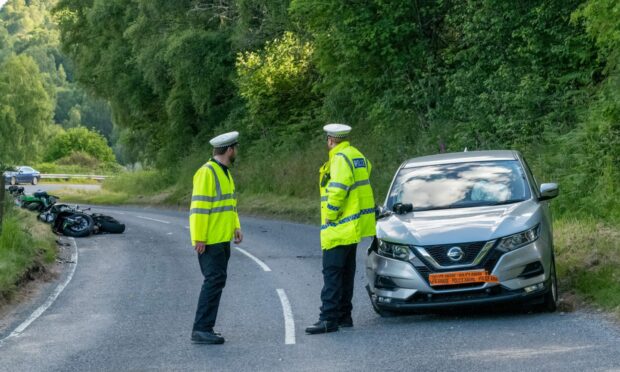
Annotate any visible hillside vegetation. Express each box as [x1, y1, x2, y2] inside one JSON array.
[[46, 0, 620, 314]]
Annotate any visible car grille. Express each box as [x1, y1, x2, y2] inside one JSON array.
[[410, 242, 504, 290], [422, 241, 487, 266]]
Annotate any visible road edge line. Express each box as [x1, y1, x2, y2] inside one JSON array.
[[234, 247, 272, 272], [276, 289, 296, 345], [0, 237, 79, 346]]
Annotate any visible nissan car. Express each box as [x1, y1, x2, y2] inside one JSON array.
[[366, 150, 559, 316]]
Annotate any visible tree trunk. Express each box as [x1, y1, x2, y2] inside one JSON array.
[[0, 174, 5, 235]]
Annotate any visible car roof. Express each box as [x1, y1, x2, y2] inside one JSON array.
[[402, 150, 519, 168]]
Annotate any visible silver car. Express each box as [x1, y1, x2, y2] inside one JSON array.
[[366, 150, 559, 316]]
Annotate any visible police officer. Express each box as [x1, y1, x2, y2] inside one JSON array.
[[306, 124, 376, 334], [190, 131, 243, 344]]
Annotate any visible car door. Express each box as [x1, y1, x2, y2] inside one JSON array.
[[16, 167, 25, 183], [19, 167, 32, 183]]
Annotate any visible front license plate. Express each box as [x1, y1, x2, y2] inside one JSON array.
[[429, 270, 499, 286]]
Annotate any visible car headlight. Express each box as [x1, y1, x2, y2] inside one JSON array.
[[497, 225, 540, 252], [377, 240, 411, 261]]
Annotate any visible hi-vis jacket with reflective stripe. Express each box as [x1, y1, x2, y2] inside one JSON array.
[[190, 160, 240, 246], [319, 141, 376, 250]]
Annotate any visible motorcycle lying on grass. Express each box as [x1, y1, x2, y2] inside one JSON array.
[[4, 187, 125, 238]]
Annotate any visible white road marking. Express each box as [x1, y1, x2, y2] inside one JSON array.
[[234, 247, 271, 272], [136, 215, 170, 224], [276, 289, 296, 345], [0, 237, 79, 346], [184, 226, 190, 229]]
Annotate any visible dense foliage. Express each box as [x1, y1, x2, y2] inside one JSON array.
[[51, 0, 618, 221], [0, 54, 52, 165], [44, 126, 116, 163], [0, 0, 115, 167]]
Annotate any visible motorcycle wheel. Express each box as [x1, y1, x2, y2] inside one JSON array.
[[94, 215, 125, 234], [62, 213, 94, 238]]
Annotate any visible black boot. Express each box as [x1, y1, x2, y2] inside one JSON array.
[[191, 330, 225, 344], [338, 316, 353, 328], [305, 320, 339, 335]]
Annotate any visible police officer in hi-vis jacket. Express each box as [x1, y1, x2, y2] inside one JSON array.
[[189, 131, 243, 344], [306, 124, 376, 334]]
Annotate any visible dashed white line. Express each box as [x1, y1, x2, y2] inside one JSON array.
[[234, 247, 272, 272], [276, 289, 296, 345], [0, 237, 79, 346], [136, 215, 170, 224]]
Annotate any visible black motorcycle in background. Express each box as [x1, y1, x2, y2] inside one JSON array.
[[5, 186, 125, 237]]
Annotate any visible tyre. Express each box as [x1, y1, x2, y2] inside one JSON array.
[[10, 176, 16, 186], [31, 176, 38, 185], [540, 257, 558, 312], [62, 213, 94, 238], [99, 220, 125, 234], [96, 216, 126, 234]]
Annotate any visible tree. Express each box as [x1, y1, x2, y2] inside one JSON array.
[[44, 126, 116, 163], [236, 31, 319, 138], [0, 54, 53, 165]]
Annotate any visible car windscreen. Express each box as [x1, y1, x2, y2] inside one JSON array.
[[387, 160, 531, 211]]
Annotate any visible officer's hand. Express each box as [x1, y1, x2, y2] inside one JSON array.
[[194, 241, 206, 254], [234, 229, 243, 244]]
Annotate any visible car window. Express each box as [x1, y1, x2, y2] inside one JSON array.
[[388, 160, 531, 211], [23, 167, 33, 172]]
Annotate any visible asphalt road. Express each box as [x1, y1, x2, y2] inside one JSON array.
[[0, 201, 618, 370]]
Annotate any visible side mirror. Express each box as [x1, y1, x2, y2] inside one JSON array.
[[375, 205, 392, 219], [539, 183, 559, 201], [392, 203, 413, 215]]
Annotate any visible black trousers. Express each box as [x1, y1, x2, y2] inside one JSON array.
[[319, 243, 357, 322], [193, 242, 230, 332]]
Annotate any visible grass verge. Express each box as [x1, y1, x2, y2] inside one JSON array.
[[0, 200, 57, 303], [40, 178, 102, 185], [554, 219, 620, 317]]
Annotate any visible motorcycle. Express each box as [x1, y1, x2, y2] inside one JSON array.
[[18, 191, 57, 212], [42, 203, 125, 236], [51, 206, 95, 238]]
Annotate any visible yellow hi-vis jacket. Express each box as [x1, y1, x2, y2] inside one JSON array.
[[189, 159, 240, 246], [319, 141, 376, 250]]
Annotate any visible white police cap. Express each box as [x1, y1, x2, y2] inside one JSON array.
[[323, 123, 351, 138], [209, 131, 239, 148]]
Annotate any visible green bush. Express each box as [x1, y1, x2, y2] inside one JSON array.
[[44, 127, 116, 163]]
